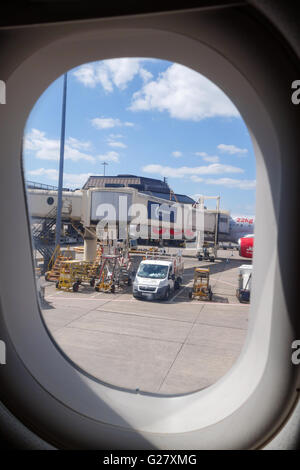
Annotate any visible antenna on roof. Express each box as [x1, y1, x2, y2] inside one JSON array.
[[101, 161, 108, 177]]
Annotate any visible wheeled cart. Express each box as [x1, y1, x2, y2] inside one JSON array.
[[188, 268, 213, 301], [236, 264, 252, 303], [56, 260, 97, 292]]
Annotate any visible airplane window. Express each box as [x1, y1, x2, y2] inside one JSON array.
[[23, 57, 256, 395]]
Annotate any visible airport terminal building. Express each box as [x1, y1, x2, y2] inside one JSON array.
[[82, 174, 196, 205]]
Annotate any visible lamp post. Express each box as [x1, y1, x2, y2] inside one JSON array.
[[55, 72, 68, 249]]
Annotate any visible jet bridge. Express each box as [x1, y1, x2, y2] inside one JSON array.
[[27, 186, 230, 263]]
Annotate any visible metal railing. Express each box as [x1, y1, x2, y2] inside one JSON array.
[[26, 180, 74, 192]]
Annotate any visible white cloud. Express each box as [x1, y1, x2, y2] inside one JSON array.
[[98, 151, 120, 163], [217, 144, 248, 155], [203, 156, 220, 163], [24, 129, 96, 163], [67, 137, 92, 151], [24, 129, 122, 165], [190, 174, 255, 189], [91, 117, 134, 129], [73, 59, 153, 92], [142, 163, 244, 179], [204, 178, 256, 190], [139, 67, 153, 83], [172, 151, 182, 158], [106, 134, 127, 148], [109, 133, 124, 139], [28, 168, 58, 179], [27, 168, 94, 188], [195, 152, 219, 163], [108, 141, 127, 148], [73, 64, 100, 88], [190, 176, 205, 182], [104, 59, 141, 90], [129, 63, 239, 120]]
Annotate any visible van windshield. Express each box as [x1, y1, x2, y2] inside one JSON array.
[[137, 264, 169, 279]]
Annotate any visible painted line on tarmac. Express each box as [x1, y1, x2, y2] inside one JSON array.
[[46, 296, 135, 302], [170, 286, 186, 302], [45, 295, 247, 307], [91, 292, 103, 298], [171, 300, 248, 307]]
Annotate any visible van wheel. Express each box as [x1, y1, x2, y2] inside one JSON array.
[[164, 286, 171, 300]]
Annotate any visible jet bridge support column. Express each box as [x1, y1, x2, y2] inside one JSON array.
[[83, 228, 97, 262]]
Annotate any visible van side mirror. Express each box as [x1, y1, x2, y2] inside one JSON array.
[[171, 274, 175, 281]]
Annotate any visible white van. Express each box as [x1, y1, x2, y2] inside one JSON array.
[[133, 254, 184, 301]]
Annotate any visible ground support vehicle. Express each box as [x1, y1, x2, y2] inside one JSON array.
[[236, 264, 252, 303], [133, 252, 184, 301], [56, 260, 92, 292], [188, 268, 213, 301], [87, 245, 103, 287], [44, 245, 73, 281], [197, 245, 215, 262], [94, 254, 132, 293]]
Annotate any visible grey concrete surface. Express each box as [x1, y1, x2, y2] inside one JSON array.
[[41, 249, 250, 394]]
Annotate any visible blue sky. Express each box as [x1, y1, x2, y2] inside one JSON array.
[[23, 58, 256, 214]]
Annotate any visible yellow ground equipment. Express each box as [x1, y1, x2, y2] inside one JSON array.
[[56, 260, 94, 292], [94, 255, 118, 293], [188, 268, 213, 301], [44, 245, 73, 281], [94, 254, 132, 293], [88, 245, 103, 286]]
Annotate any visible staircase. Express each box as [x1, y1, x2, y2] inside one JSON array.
[[88, 245, 103, 278], [70, 221, 84, 240], [32, 199, 75, 273], [32, 206, 57, 272], [32, 201, 72, 270], [45, 249, 73, 282]]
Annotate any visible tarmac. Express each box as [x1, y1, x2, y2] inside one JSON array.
[[41, 248, 250, 395]]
